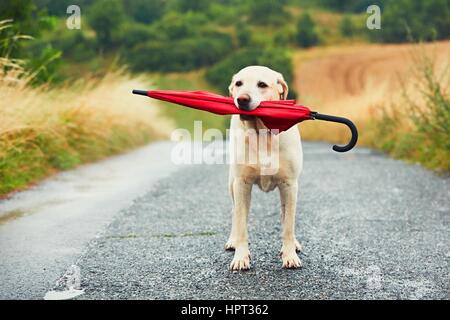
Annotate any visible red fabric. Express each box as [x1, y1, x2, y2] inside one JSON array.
[[145, 90, 312, 133]]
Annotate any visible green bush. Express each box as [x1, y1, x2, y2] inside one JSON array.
[[47, 30, 96, 62], [340, 15, 356, 37], [204, 47, 296, 98], [117, 22, 161, 48], [0, 0, 41, 38], [246, 0, 288, 25], [295, 13, 319, 48], [123, 0, 166, 24], [167, 0, 211, 13], [0, 0, 59, 59], [235, 21, 252, 47], [151, 11, 209, 40], [273, 28, 293, 47], [0, 7, 62, 85], [25, 44, 61, 84], [88, 0, 125, 48], [206, 3, 238, 26]]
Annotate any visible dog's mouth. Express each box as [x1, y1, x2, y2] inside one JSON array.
[[240, 114, 256, 121]]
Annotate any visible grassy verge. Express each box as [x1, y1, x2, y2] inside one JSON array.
[[365, 53, 450, 172], [0, 69, 173, 196]]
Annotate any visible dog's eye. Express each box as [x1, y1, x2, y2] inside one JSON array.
[[257, 81, 268, 88], [235, 80, 243, 87]]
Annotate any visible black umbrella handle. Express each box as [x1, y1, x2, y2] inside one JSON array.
[[133, 89, 148, 96], [310, 112, 358, 152]]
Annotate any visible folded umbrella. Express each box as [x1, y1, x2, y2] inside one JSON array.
[[132, 89, 358, 152]]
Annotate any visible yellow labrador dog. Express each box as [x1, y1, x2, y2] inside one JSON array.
[[226, 66, 303, 271]]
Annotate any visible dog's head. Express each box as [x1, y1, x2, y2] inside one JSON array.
[[228, 66, 289, 113]]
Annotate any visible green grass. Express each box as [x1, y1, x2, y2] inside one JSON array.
[[0, 120, 157, 196], [0, 142, 49, 195]]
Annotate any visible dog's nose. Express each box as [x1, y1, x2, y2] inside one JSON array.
[[237, 94, 251, 110]]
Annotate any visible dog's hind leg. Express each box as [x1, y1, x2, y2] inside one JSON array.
[[229, 178, 252, 271], [225, 177, 236, 251]]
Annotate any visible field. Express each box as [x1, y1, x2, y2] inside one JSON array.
[[294, 41, 450, 164], [2, 40, 448, 197]]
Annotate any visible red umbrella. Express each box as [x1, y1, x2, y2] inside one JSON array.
[[133, 89, 358, 152]]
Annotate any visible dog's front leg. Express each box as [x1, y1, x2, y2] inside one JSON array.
[[229, 177, 252, 271], [279, 179, 302, 268]]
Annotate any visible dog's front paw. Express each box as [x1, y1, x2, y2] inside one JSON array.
[[281, 244, 302, 269], [230, 249, 251, 271], [294, 239, 303, 252]]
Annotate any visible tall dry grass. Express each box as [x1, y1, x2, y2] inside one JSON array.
[[0, 64, 173, 196], [366, 52, 450, 171]]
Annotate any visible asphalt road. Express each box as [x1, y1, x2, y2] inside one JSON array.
[[1, 142, 449, 299]]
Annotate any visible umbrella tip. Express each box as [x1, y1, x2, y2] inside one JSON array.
[[132, 89, 148, 96]]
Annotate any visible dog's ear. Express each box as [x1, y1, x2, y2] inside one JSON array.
[[276, 74, 289, 100], [228, 74, 236, 97]]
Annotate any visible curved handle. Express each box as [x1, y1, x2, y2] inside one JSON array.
[[310, 112, 358, 152]]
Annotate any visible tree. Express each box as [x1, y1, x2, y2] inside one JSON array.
[[123, 0, 165, 24], [273, 29, 291, 47], [247, 0, 288, 25], [0, 0, 38, 36], [295, 13, 319, 48], [167, 0, 210, 12], [340, 15, 355, 37], [151, 11, 208, 40], [88, 0, 124, 48], [235, 21, 251, 47]]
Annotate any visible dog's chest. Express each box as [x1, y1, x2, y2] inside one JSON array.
[[255, 175, 278, 192]]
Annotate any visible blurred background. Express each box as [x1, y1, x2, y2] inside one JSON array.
[[0, 0, 449, 196]]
